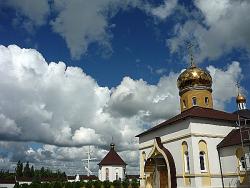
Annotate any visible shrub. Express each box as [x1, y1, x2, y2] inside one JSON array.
[[102, 180, 111, 188], [93, 180, 102, 188], [112, 180, 121, 188], [122, 179, 129, 188]]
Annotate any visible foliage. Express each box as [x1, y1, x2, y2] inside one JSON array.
[[131, 178, 139, 188], [103, 180, 111, 188], [112, 180, 121, 188], [85, 180, 93, 188], [16, 160, 23, 177], [93, 180, 102, 188], [122, 179, 129, 188]]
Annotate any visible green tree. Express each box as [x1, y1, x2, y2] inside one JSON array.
[[85, 180, 93, 188], [103, 180, 111, 188], [122, 179, 129, 188], [23, 162, 31, 177], [30, 182, 41, 188], [131, 178, 139, 188], [113, 180, 121, 188], [93, 180, 102, 188], [53, 181, 62, 188], [40, 167, 45, 178], [30, 166, 35, 177], [65, 182, 73, 188], [16, 160, 23, 177]]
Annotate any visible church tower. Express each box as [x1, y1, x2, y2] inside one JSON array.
[[177, 46, 213, 112]]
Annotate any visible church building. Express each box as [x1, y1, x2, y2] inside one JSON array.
[[98, 143, 127, 182], [136, 56, 250, 188]]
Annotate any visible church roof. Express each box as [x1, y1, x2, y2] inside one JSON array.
[[217, 127, 250, 148], [233, 109, 250, 119], [98, 146, 126, 166], [136, 106, 238, 137]]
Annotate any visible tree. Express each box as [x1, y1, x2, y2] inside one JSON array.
[[122, 179, 129, 188], [113, 180, 121, 188], [16, 161, 23, 177], [131, 178, 139, 188], [93, 180, 102, 188], [103, 180, 111, 188], [23, 162, 31, 177], [40, 167, 45, 178], [30, 166, 35, 177]]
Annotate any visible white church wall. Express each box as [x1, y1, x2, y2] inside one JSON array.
[[220, 146, 238, 173], [99, 165, 125, 182], [139, 119, 191, 146], [190, 119, 235, 136]]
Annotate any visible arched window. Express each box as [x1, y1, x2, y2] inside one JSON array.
[[192, 97, 197, 106], [105, 168, 109, 180], [199, 151, 206, 171], [205, 97, 209, 105], [182, 141, 190, 173], [184, 151, 190, 173], [240, 156, 246, 171], [115, 168, 119, 180]]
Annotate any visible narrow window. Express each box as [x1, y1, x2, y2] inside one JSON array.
[[184, 151, 190, 173], [240, 156, 246, 171], [199, 151, 206, 171], [115, 168, 119, 180], [192, 97, 197, 106], [105, 168, 109, 180], [205, 97, 209, 105], [183, 100, 186, 108]]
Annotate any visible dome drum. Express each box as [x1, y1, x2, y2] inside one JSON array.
[[179, 85, 212, 96]]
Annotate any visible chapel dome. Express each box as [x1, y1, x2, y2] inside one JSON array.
[[236, 94, 246, 104], [177, 65, 212, 93]]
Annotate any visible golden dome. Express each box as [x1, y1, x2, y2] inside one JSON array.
[[177, 65, 212, 94], [236, 94, 246, 104]]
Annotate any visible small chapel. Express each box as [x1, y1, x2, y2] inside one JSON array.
[[98, 143, 127, 182], [137, 54, 250, 188]]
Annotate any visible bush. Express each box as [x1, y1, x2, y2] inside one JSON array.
[[122, 180, 129, 188], [131, 179, 139, 188], [102, 180, 111, 188], [30, 182, 41, 188], [85, 180, 93, 188], [53, 181, 62, 188], [112, 180, 121, 188], [93, 180, 102, 188]]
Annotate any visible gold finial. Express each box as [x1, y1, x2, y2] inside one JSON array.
[[236, 81, 246, 104], [186, 42, 196, 68]]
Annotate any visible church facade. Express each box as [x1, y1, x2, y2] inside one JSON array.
[[98, 143, 127, 182], [137, 57, 250, 187]]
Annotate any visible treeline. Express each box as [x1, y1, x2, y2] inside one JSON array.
[[0, 161, 66, 181], [13, 179, 139, 188], [15, 160, 66, 180]]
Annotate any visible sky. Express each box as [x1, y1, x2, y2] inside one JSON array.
[[0, 0, 250, 175]]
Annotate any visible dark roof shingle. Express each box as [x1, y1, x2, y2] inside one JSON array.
[[136, 106, 238, 137], [217, 127, 250, 148], [98, 148, 126, 166]]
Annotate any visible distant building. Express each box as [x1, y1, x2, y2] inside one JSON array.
[[0, 179, 15, 188], [98, 143, 126, 182]]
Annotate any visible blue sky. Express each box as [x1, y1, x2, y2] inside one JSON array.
[[0, 0, 250, 175]]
